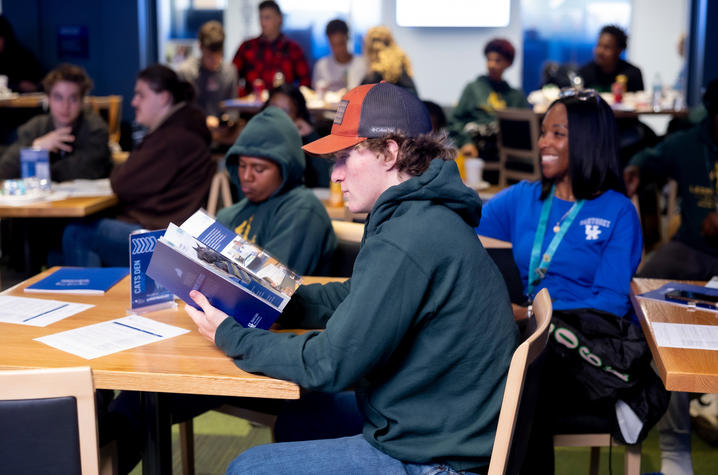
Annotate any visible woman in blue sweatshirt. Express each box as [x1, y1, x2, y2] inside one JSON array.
[[477, 91, 642, 318], [478, 91, 645, 472]]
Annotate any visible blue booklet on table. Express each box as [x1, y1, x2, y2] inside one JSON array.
[[24, 267, 129, 295]]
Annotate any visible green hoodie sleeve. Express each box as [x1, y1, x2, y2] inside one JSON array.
[[214, 236, 430, 392], [628, 134, 683, 183], [275, 280, 351, 329], [448, 82, 482, 147]]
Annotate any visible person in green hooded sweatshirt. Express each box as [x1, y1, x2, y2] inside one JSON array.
[[448, 38, 529, 160], [217, 105, 336, 275], [186, 82, 519, 474], [97, 106, 336, 475]]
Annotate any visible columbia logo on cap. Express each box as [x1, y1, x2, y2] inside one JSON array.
[[369, 126, 396, 134]]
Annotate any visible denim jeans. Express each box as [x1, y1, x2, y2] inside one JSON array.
[[62, 218, 142, 267], [658, 391, 693, 475], [226, 434, 482, 475]]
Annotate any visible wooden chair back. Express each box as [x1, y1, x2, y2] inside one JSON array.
[[0, 366, 99, 475], [206, 170, 234, 217], [488, 288, 552, 475], [86, 95, 123, 147]]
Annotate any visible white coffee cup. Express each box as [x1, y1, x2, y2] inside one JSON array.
[[464, 157, 485, 187]]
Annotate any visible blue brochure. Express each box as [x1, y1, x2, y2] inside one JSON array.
[[147, 237, 280, 329], [129, 230, 175, 313], [146, 211, 302, 330], [25, 267, 129, 295]]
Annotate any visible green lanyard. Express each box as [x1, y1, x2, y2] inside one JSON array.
[[527, 184, 585, 298]]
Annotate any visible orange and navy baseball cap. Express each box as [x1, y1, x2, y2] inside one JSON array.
[[302, 82, 432, 156]]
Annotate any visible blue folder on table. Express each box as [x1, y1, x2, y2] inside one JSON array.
[[24, 267, 129, 295]]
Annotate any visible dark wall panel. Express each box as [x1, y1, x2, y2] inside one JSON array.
[[3, 0, 147, 120]]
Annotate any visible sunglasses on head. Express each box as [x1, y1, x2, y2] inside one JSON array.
[[558, 88, 601, 103]]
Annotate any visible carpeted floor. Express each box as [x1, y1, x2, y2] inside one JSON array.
[[127, 410, 718, 475]]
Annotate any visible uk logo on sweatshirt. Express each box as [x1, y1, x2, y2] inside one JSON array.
[[579, 218, 611, 241]]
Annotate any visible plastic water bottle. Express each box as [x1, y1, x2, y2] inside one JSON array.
[[652, 73, 663, 111]]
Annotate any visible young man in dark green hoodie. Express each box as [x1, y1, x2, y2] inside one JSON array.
[[217, 105, 336, 275], [187, 82, 519, 474], [97, 106, 335, 475]]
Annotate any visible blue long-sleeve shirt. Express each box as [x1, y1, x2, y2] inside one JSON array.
[[477, 181, 643, 317]]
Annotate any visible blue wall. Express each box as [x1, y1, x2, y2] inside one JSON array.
[[2, 0, 154, 120]]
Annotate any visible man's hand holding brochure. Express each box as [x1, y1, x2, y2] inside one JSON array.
[[147, 210, 302, 331]]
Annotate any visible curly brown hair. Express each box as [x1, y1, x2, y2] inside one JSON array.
[[42, 63, 93, 96], [359, 132, 456, 177]]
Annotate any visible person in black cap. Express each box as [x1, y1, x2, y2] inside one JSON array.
[[186, 82, 518, 474]]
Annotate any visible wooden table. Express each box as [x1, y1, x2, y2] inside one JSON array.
[[0, 93, 46, 108], [631, 278, 718, 393], [221, 98, 338, 119], [612, 108, 689, 119], [0, 194, 118, 218], [0, 270, 340, 474]]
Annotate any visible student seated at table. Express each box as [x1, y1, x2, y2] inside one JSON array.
[[177, 20, 237, 121], [186, 82, 518, 474], [579, 25, 644, 93], [263, 84, 331, 188], [579, 24, 655, 164], [176, 20, 239, 150], [448, 38, 530, 162], [97, 106, 336, 475], [217, 105, 336, 274], [62, 64, 215, 267], [232, 0, 310, 96], [312, 18, 366, 92], [0, 63, 112, 181], [476, 91, 667, 472]]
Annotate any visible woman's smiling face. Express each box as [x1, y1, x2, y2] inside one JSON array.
[[538, 103, 570, 180]]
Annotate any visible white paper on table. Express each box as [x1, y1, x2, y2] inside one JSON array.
[[51, 179, 113, 198], [34, 314, 190, 359], [651, 322, 718, 351], [0, 295, 94, 327]]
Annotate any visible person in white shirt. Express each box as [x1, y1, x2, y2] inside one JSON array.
[[312, 19, 366, 93]]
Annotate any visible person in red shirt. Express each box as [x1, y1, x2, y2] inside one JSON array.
[[232, 1, 310, 96]]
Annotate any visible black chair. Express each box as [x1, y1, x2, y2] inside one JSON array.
[[495, 108, 542, 187], [0, 366, 100, 475]]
